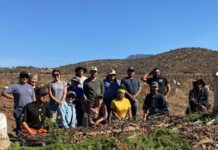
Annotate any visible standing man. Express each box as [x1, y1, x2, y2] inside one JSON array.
[[103, 69, 120, 120], [121, 67, 142, 119], [2, 71, 35, 135], [83, 66, 105, 109], [142, 68, 171, 99]]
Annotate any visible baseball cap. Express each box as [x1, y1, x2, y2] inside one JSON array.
[[151, 81, 159, 88], [19, 71, 29, 78], [71, 77, 80, 84], [127, 67, 135, 72], [67, 91, 76, 98], [90, 66, 98, 72], [35, 87, 48, 97]]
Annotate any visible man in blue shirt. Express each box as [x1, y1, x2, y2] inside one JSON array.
[[121, 67, 142, 119]]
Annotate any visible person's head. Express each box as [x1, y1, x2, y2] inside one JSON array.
[[29, 74, 38, 87], [153, 68, 161, 77], [70, 77, 80, 88], [193, 79, 205, 90], [117, 88, 125, 100], [94, 96, 104, 108], [89, 66, 98, 79], [107, 69, 117, 80], [150, 81, 159, 93], [35, 87, 48, 103], [75, 67, 87, 77], [19, 71, 30, 84], [52, 69, 61, 81], [67, 91, 76, 103], [127, 67, 135, 77]]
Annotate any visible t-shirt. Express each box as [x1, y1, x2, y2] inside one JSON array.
[[110, 98, 131, 119], [143, 93, 169, 116], [83, 78, 105, 103], [49, 81, 67, 110], [121, 77, 141, 100], [147, 76, 169, 95], [23, 102, 52, 130], [4, 83, 35, 108]]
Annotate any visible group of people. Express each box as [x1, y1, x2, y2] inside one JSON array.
[[1, 67, 212, 135]]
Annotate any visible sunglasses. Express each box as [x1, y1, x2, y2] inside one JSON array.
[[52, 73, 60, 77]]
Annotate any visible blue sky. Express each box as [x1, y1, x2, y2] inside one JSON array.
[[0, 0, 218, 68]]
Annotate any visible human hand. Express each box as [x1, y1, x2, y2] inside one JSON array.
[[201, 106, 207, 112]]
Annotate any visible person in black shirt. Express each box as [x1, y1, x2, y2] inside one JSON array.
[[143, 81, 169, 121], [142, 68, 171, 98], [22, 87, 52, 134], [188, 79, 212, 113]]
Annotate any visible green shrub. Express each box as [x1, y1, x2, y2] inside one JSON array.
[[124, 128, 193, 150]]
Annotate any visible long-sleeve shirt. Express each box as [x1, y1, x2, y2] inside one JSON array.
[[59, 102, 77, 128], [143, 93, 169, 116], [189, 88, 208, 107], [103, 79, 120, 106], [83, 77, 105, 104]]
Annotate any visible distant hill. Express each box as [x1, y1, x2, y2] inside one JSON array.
[[126, 54, 153, 59], [57, 47, 218, 74], [0, 47, 217, 75]]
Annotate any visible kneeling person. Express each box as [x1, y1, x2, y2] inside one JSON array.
[[143, 82, 169, 120], [110, 89, 132, 121], [88, 96, 108, 126], [22, 87, 52, 134]]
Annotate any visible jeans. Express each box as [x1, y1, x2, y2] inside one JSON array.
[[131, 100, 138, 119]]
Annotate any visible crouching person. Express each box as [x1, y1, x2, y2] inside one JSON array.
[[88, 96, 108, 126], [22, 87, 52, 134], [143, 82, 169, 121], [59, 91, 77, 128], [188, 79, 212, 113], [110, 89, 132, 121]]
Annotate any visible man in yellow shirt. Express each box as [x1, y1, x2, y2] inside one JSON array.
[[110, 89, 132, 120]]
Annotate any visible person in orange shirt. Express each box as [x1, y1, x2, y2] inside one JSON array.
[[110, 89, 132, 121]]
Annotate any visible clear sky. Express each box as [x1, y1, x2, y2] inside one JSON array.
[[0, 0, 218, 68]]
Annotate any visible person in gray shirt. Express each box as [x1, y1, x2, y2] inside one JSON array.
[[2, 71, 35, 134], [48, 70, 67, 121], [121, 67, 142, 120]]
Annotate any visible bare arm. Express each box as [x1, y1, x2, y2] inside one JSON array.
[[127, 108, 132, 119], [143, 110, 148, 121], [132, 87, 142, 100], [141, 71, 153, 82], [60, 86, 67, 103], [22, 122, 35, 134], [166, 84, 171, 97], [1, 91, 14, 99]]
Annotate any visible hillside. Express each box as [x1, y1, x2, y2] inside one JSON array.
[[0, 47, 217, 75], [57, 47, 218, 74]]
